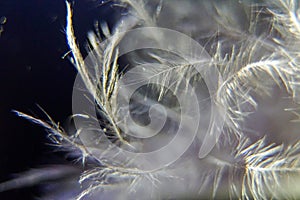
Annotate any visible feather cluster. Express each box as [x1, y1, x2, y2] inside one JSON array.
[[2, 0, 300, 199]]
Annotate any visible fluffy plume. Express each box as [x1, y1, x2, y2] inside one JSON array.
[[2, 0, 300, 199]]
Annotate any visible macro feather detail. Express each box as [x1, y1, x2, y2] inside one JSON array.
[[1, 0, 300, 199]]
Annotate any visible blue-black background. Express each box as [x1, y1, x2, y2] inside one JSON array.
[[0, 0, 116, 199]]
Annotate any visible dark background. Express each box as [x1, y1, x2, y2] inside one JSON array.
[[0, 0, 116, 199]]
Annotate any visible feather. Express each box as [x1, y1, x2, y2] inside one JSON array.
[[2, 0, 300, 199]]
